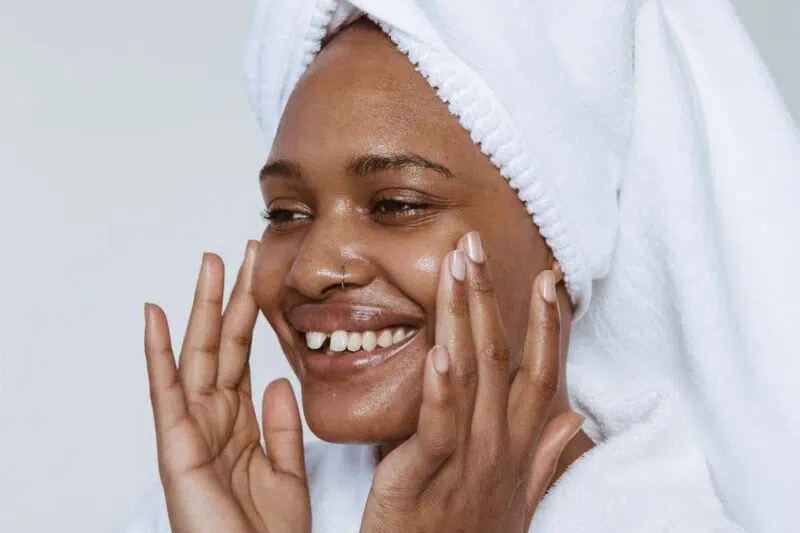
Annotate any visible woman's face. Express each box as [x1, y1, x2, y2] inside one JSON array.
[[253, 21, 559, 444]]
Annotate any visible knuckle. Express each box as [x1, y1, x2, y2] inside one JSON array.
[[447, 296, 470, 318], [226, 330, 253, 349], [469, 268, 494, 294], [453, 359, 479, 388], [423, 428, 457, 460], [191, 341, 220, 358], [533, 365, 560, 396], [371, 474, 416, 511], [473, 433, 505, 467], [479, 340, 510, 367]]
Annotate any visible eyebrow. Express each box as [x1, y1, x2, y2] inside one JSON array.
[[259, 152, 455, 182]]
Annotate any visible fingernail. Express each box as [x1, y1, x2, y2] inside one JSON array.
[[144, 302, 150, 325], [464, 231, 485, 264], [449, 250, 466, 281], [431, 345, 450, 374], [540, 270, 556, 303]]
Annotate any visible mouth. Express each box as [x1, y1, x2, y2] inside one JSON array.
[[287, 303, 426, 379], [304, 326, 417, 354], [293, 326, 423, 380]]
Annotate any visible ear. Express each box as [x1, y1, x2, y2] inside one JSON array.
[[551, 258, 565, 284]]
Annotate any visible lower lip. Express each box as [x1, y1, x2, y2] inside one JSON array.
[[298, 330, 422, 380]]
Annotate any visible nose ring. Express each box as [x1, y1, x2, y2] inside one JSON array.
[[341, 265, 346, 291]]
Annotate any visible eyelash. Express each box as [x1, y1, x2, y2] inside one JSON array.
[[260, 200, 430, 226]]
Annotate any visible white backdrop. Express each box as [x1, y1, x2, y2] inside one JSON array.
[[0, 1, 797, 532]]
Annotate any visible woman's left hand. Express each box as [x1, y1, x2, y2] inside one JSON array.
[[360, 232, 584, 533]]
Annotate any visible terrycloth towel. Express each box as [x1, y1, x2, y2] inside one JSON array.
[[244, 0, 800, 531], [121, 406, 743, 532], [120, 0, 800, 531]]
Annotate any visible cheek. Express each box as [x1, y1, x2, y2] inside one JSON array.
[[484, 244, 549, 371], [373, 230, 452, 329], [251, 236, 290, 322]]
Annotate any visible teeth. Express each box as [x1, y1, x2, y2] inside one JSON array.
[[392, 328, 406, 344], [330, 330, 348, 352], [305, 331, 327, 350], [347, 332, 362, 352], [305, 327, 416, 353], [361, 331, 377, 352], [377, 329, 393, 348]]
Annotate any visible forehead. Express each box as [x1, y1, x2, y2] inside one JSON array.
[[270, 21, 473, 164]]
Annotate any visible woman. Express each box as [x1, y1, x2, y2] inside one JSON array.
[[123, 1, 800, 532]]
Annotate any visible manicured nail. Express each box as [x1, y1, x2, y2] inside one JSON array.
[[431, 345, 450, 374], [464, 231, 485, 263], [540, 270, 556, 303], [449, 250, 466, 281]]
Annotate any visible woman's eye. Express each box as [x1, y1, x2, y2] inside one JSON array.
[[260, 208, 309, 225], [372, 199, 427, 215]]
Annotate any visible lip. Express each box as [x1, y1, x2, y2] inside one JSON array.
[[287, 303, 424, 333], [295, 327, 424, 380], [286, 302, 427, 380]]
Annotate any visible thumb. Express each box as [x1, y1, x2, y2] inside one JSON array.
[[262, 378, 307, 483], [524, 411, 584, 524]]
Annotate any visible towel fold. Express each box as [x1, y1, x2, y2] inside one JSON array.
[[117, 0, 800, 531], [244, 1, 800, 530]]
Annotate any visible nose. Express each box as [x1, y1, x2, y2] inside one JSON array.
[[285, 217, 376, 299]]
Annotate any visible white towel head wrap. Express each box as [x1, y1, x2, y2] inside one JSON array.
[[245, 1, 800, 531]]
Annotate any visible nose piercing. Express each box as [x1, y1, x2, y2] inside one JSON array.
[[341, 265, 346, 291]]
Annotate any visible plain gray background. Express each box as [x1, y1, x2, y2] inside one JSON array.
[[0, 1, 797, 532]]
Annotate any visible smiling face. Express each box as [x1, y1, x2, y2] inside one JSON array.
[[252, 20, 561, 444]]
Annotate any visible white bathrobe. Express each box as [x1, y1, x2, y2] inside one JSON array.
[[119, 377, 745, 532], [121, 0, 800, 530]]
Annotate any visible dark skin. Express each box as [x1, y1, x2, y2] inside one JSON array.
[[143, 18, 593, 533]]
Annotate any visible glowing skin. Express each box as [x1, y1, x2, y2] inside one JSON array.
[[252, 20, 589, 468], [141, 20, 597, 533]]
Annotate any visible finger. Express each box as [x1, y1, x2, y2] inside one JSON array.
[[524, 412, 584, 524], [217, 241, 259, 390], [374, 345, 456, 493], [178, 253, 224, 396], [239, 361, 252, 396], [435, 249, 477, 429], [262, 378, 306, 483], [144, 303, 188, 435], [458, 231, 510, 436], [508, 270, 562, 455]]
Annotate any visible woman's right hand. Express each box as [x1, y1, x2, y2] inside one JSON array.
[[143, 240, 310, 533]]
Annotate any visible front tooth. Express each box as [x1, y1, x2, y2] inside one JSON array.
[[347, 332, 362, 352], [377, 329, 393, 348], [305, 331, 326, 350], [361, 331, 377, 352], [392, 328, 406, 344], [330, 330, 348, 352]]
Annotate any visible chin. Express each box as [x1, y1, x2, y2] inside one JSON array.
[[300, 365, 425, 444]]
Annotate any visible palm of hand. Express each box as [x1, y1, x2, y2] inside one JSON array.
[[145, 244, 310, 533], [169, 387, 308, 533]]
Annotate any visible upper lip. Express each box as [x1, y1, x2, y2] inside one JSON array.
[[287, 303, 424, 333]]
